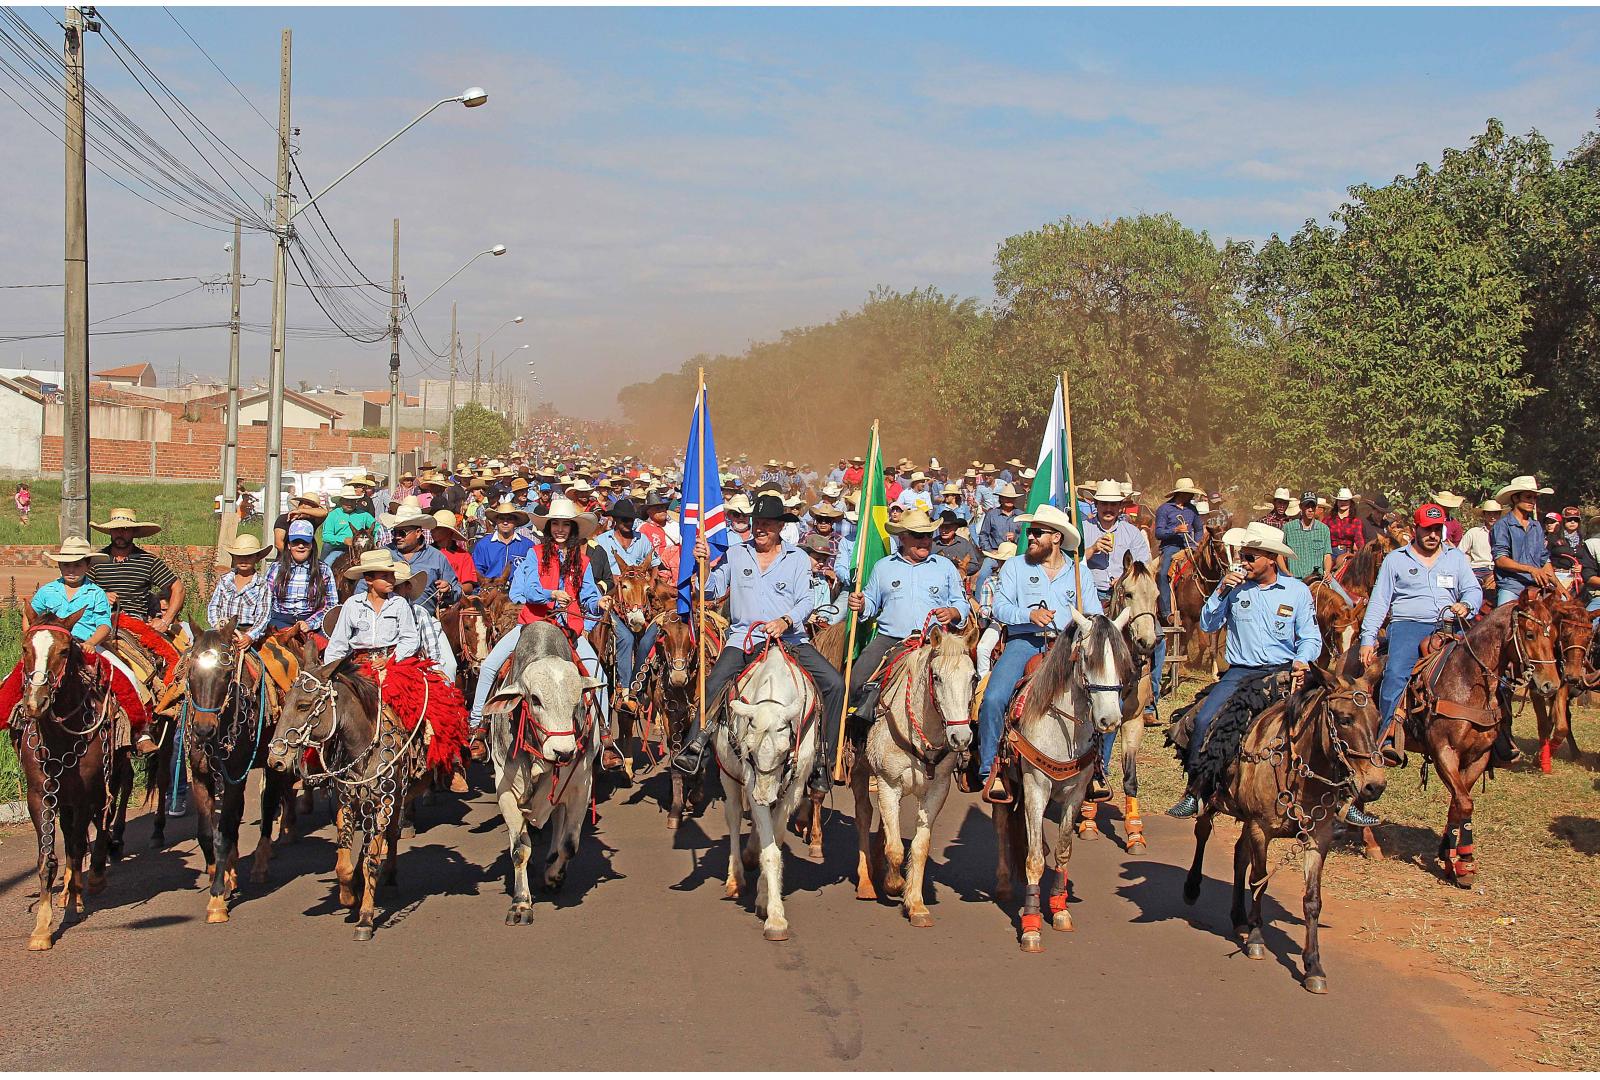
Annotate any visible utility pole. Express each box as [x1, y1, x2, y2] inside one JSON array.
[[445, 300, 457, 468], [262, 28, 292, 525], [59, 5, 94, 539], [420, 377, 430, 462], [217, 217, 242, 555], [472, 333, 481, 405], [387, 217, 400, 485]]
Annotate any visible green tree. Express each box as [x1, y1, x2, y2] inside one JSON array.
[[449, 401, 513, 460]]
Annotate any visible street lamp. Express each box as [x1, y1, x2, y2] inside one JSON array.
[[409, 245, 509, 315]]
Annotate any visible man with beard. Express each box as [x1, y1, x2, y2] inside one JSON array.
[[89, 507, 184, 631], [357, 511, 460, 615]]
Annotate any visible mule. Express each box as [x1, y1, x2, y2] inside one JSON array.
[[1182, 662, 1387, 993], [992, 608, 1134, 953], [850, 622, 977, 927], [714, 645, 820, 942], [639, 611, 720, 828], [486, 621, 603, 925]]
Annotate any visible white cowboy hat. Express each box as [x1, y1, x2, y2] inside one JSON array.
[[44, 536, 108, 564], [566, 479, 595, 495], [342, 548, 414, 581], [1493, 475, 1553, 503], [726, 493, 754, 515], [1167, 477, 1205, 498], [1194, 499, 1211, 515], [1479, 499, 1504, 513], [1271, 487, 1292, 502], [1333, 487, 1355, 502], [908, 471, 927, 483], [379, 495, 426, 530], [531, 497, 599, 541], [993, 483, 1023, 500], [221, 533, 272, 559], [1223, 522, 1294, 558], [335, 485, 364, 501], [1016, 504, 1082, 552], [885, 508, 938, 535], [820, 481, 843, 498], [982, 540, 1018, 561], [1088, 479, 1126, 503], [1118, 480, 1141, 500], [1019, 468, 1037, 480], [766, 459, 780, 468], [1431, 490, 1466, 509], [430, 509, 467, 542], [89, 507, 161, 538]]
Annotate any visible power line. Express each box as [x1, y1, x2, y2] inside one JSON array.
[[161, 7, 276, 134]]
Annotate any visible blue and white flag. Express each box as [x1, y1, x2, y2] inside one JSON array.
[[677, 383, 727, 615]]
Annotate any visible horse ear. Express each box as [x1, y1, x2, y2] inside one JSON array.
[[302, 637, 320, 667], [60, 608, 84, 632], [221, 615, 238, 637], [1069, 607, 1092, 634], [1121, 548, 1133, 572], [20, 600, 31, 629]]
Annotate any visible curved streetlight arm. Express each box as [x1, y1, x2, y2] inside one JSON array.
[[479, 316, 523, 351], [409, 247, 502, 314], [291, 96, 462, 222]]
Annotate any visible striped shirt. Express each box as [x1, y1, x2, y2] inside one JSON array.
[[90, 546, 177, 620]]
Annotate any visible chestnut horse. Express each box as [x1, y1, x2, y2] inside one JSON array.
[[12, 610, 115, 951], [1171, 520, 1230, 674], [330, 528, 376, 602], [1528, 590, 1594, 772], [639, 609, 722, 827]]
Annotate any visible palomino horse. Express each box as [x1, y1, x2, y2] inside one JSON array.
[[991, 608, 1134, 953], [330, 528, 376, 602], [484, 621, 603, 925], [1529, 590, 1595, 772], [714, 642, 820, 942], [1079, 553, 1161, 851], [1182, 662, 1386, 993], [850, 620, 977, 927], [174, 623, 298, 923], [265, 642, 432, 941], [11, 610, 117, 950], [1370, 591, 1560, 886]]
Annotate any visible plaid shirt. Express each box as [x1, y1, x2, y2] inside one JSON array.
[[208, 573, 272, 640], [263, 560, 337, 625], [1326, 514, 1366, 554]]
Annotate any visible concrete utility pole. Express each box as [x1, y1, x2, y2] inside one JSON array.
[[445, 300, 457, 468], [387, 217, 401, 484], [473, 333, 481, 405], [59, 5, 93, 539], [262, 28, 292, 525], [420, 378, 430, 462], [217, 217, 243, 555]]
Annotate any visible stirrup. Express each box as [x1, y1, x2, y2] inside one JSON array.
[[672, 732, 710, 776], [981, 762, 1013, 805]]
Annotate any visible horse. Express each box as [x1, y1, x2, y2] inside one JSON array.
[[991, 607, 1135, 953], [1366, 590, 1560, 886], [330, 528, 376, 602], [265, 642, 432, 941], [1181, 662, 1387, 993], [1171, 521, 1230, 674], [1529, 590, 1595, 772], [484, 620, 603, 925], [714, 643, 820, 942], [1078, 553, 1161, 851], [174, 622, 297, 923], [605, 554, 660, 766], [639, 610, 721, 828], [440, 594, 499, 705], [850, 620, 977, 927], [1308, 577, 1367, 667], [11, 610, 115, 951]]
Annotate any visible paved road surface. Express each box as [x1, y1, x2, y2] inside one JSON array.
[[0, 763, 1501, 1070]]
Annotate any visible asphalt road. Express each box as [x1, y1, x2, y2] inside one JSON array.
[[0, 762, 1501, 1071]]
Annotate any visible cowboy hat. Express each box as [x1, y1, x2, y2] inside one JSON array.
[[509, 477, 530, 493], [908, 471, 928, 483], [799, 534, 835, 558], [1270, 487, 1292, 502], [342, 548, 413, 581], [348, 475, 376, 489], [1479, 499, 1504, 513], [1016, 504, 1082, 551], [1088, 479, 1126, 503], [1005, 457, 1025, 469], [750, 492, 797, 523], [1167, 477, 1204, 498], [820, 481, 843, 499], [90, 507, 162, 538], [784, 461, 796, 470], [1019, 467, 1036, 481], [993, 483, 1023, 500], [44, 536, 108, 564], [430, 509, 467, 542], [1119, 481, 1141, 501], [766, 459, 780, 468], [1223, 521, 1294, 558], [982, 540, 1018, 562], [1494, 475, 1553, 503], [849, 455, 864, 465], [335, 485, 364, 501], [532, 498, 599, 541], [1333, 487, 1355, 502], [1432, 490, 1466, 509], [398, 471, 416, 482], [221, 533, 272, 560], [566, 479, 595, 495], [809, 502, 844, 520], [608, 497, 642, 521], [726, 493, 755, 515], [290, 494, 329, 520], [486, 501, 531, 526], [886, 508, 938, 535], [641, 487, 670, 507]]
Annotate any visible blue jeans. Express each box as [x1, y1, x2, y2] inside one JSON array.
[[1497, 583, 1526, 607], [1185, 663, 1283, 769], [1378, 619, 1434, 742], [469, 625, 607, 729], [321, 544, 346, 567], [1157, 547, 1180, 619], [611, 615, 660, 694], [977, 634, 1047, 778]]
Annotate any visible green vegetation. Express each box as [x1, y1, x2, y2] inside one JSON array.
[[449, 401, 513, 461], [0, 479, 223, 547]]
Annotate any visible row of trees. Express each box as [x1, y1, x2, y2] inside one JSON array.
[[616, 118, 1600, 502]]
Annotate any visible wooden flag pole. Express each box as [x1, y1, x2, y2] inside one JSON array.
[[832, 418, 878, 784], [1061, 371, 1084, 612], [695, 367, 709, 731]]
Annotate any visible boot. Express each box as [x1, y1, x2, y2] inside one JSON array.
[[847, 682, 883, 735], [1166, 793, 1200, 818], [1491, 727, 1522, 765], [1337, 800, 1381, 828], [673, 721, 712, 776]]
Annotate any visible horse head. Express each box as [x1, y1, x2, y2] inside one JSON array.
[[266, 639, 343, 773], [1513, 588, 1562, 700], [1112, 552, 1161, 657], [348, 528, 376, 559], [1299, 663, 1386, 807], [922, 624, 976, 753], [183, 620, 239, 733], [1550, 592, 1599, 691], [655, 613, 697, 690], [1067, 608, 1136, 734], [613, 557, 653, 633], [18, 608, 83, 720], [726, 651, 810, 807]]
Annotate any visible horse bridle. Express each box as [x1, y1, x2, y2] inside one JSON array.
[[21, 625, 106, 735]]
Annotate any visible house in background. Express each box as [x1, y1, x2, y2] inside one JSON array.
[[93, 362, 157, 387], [0, 375, 45, 473]]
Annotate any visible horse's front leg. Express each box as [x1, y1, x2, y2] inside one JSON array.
[[1302, 818, 1333, 993], [27, 779, 58, 951], [1121, 715, 1147, 853], [851, 752, 881, 901], [355, 804, 389, 941], [875, 773, 907, 899], [190, 763, 219, 893], [60, 804, 89, 919], [1051, 778, 1085, 932], [903, 765, 953, 928], [252, 767, 285, 885], [206, 775, 243, 924], [721, 773, 746, 900], [1230, 831, 1250, 935], [1018, 772, 1048, 953], [333, 803, 357, 909], [750, 798, 788, 942], [1183, 810, 1213, 906]]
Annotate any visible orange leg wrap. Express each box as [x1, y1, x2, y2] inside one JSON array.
[[1020, 913, 1043, 934], [1048, 891, 1068, 915]]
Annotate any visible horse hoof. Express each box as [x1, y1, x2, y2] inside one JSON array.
[[1453, 872, 1475, 890], [1363, 845, 1384, 861], [907, 910, 934, 928], [1077, 826, 1099, 841], [108, 839, 124, 860], [27, 934, 52, 952], [763, 924, 790, 942], [506, 905, 533, 926], [1019, 931, 1044, 954], [1304, 975, 1328, 995], [205, 896, 230, 924], [1127, 837, 1146, 855], [1245, 943, 1266, 961], [723, 880, 740, 900], [85, 872, 107, 896], [856, 883, 878, 902], [666, 816, 680, 831], [1182, 883, 1200, 906], [149, 831, 166, 850], [808, 843, 823, 860], [353, 926, 374, 942], [1051, 911, 1074, 933]]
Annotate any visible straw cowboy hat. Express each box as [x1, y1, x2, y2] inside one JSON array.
[[726, 493, 755, 515], [342, 548, 413, 581], [335, 485, 364, 501], [1088, 479, 1126, 503], [1479, 499, 1504, 513], [1166, 477, 1205, 498], [1431, 490, 1467, 509], [531, 498, 599, 541], [809, 501, 844, 520], [1223, 521, 1294, 558], [289, 494, 329, 520], [886, 508, 939, 535], [907, 471, 928, 483], [486, 500, 531, 526], [993, 483, 1023, 500], [1493, 475, 1553, 503], [44, 536, 108, 564], [221, 533, 272, 560], [982, 540, 1018, 562], [1333, 487, 1355, 502], [766, 459, 780, 468], [1017, 504, 1082, 551], [430, 509, 467, 543], [566, 479, 595, 495], [90, 507, 161, 538], [1006, 457, 1026, 470]]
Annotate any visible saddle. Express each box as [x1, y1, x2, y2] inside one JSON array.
[[1166, 670, 1295, 804], [1401, 634, 1497, 732], [981, 658, 1096, 805]]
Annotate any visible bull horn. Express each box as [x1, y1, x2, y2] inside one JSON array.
[[1112, 608, 1132, 630]]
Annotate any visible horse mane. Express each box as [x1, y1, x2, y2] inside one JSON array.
[[1024, 614, 1128, 723], [322, 655, 381, 719]]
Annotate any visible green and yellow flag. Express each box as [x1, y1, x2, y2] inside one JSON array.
[[850, 421, 890, 648]]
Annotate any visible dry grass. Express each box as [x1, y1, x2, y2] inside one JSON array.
[[1126, 672, 1600, 1069]]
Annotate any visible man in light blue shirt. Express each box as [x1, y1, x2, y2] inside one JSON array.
[[1489, 476, 1557, 604], [975, 505, 1100, 782], [1167, 523, 1325, 820]]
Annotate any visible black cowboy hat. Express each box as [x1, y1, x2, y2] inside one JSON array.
[[750, 492, 798, 523], [608, 497, 640, 521], [938, 510, 964, 527]]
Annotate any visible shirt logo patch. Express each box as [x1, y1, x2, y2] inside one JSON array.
[[1408, 567, 1418, 575], [1029, 576, 1040, 584], [775, 581, 787, 593], [1274, 620, 1286, 630], [1276, 604, 1293, 617], [891, 580, 901, 589], [742, 568, 753, 576], [1239, 599, 1250, 609]]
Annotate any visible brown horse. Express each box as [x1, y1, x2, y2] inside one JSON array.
[[1530, 591, 1596, 771], [1171, 520, 1230, 673], [1370, 590, 1561, 886], [12, 610, 115, 951], [331, 528, 376, 602], [639, 609, 722, 828], [1182, 662, 1387, 993], [440, 594, 500, 705]]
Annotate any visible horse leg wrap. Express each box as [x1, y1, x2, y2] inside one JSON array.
[[1456, 821, 1475, 864], [1048, 890, 1068, 916], [1125, 796, 1143, 833], [1538, 739, 1552, 774], [1020, 913, 1043, 934]]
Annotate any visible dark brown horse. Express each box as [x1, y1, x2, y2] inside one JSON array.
[[639, 610, 721, 828], [1171, 520, 1230, 673], [13, 610, 115, 951], [331, 528, 376, 602], [1182, 662, 1387, 993]]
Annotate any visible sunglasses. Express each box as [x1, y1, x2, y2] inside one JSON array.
[[1025, 527, 1053, 539], [1241, 551, 1273, 563]]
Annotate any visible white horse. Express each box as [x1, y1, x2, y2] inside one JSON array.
[[993, 607, 1134, 953], [714, 646, 819, 942], [851, 622, 977, 927], [487, 621, 604, 926]]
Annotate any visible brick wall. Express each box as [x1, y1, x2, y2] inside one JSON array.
[[40, 425, 426, 481], [0, 543, 217, 571]]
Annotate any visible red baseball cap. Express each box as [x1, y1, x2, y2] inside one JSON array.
[[1413, 503, 1447, 528]]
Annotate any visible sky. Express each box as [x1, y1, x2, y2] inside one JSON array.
[[1, 5, 1597, 418]]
